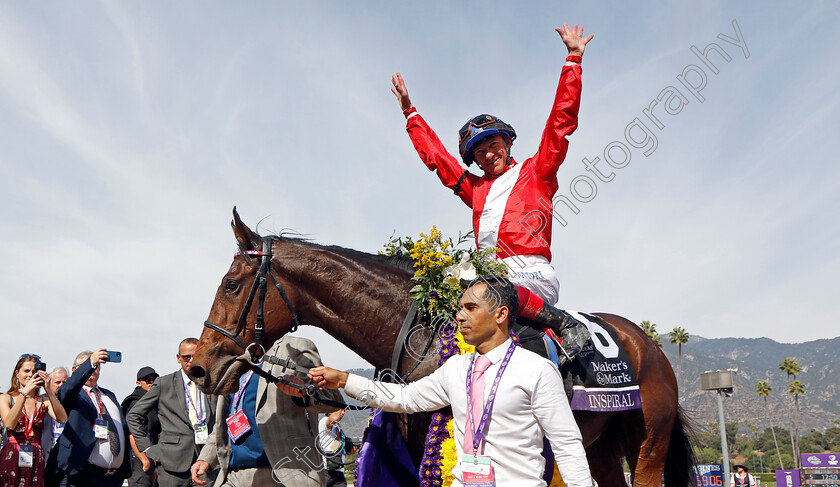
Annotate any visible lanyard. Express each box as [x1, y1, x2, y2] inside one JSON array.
[[332, 424, 345, 454], [183, 379, 205, 422], [465, 340, 517, 454], [20, 399, 35, 439], [232, 370, 255, 413]]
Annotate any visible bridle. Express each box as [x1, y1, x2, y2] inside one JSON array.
[[203, 237, 301, 362], [201, 236, 369, 410], [201, 234, 435, 409]]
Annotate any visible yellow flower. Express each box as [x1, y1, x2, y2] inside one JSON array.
[[441, 419, 457, 487], [548, 462, 566, 487], [455, 331, 476, 354]]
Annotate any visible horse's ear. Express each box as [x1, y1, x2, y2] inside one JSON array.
[[231, 206, 259, 252]]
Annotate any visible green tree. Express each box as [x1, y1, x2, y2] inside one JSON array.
[[756, 380, 784, 469], [789, 379, 805, 467], [779, 358, 802, 467], [779, 358, 802, 381], [639, 320, 662, 347], [694, 446, 721, 465], [668, 326, 689, 374]]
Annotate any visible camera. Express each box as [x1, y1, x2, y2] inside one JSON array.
[[105, 351, 122, 363]]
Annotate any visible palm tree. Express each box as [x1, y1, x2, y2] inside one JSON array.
[[668, 326, 689, 373], [639, 320, 662, 347], [779, 358, 802, 467], [756, 380, 784, 469], [789, 379, 805, 467], [779, 358, 802, 381]]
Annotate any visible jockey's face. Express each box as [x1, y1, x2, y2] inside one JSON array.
[[456, 283, 510, 354], [471, 134, 509, 176]]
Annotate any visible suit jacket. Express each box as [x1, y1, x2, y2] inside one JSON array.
[[198, 336, 343, 487], [46, 359, 132, 480], [41, 413, 55, 457], [127, 369, 215, 473], [121, 386, 161, 446]]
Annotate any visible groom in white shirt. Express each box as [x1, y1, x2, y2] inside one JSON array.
[[308, 275, 593, 487]]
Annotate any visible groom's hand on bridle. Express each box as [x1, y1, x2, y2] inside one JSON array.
[[308, 366, 348, 390]]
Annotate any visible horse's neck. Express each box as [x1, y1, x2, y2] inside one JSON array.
[[275, 246, 414, 370]]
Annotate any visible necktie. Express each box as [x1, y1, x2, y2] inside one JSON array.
[[464, 355, 492, 455], [94, 389, 121, 456], [187, 382, 199, 426]]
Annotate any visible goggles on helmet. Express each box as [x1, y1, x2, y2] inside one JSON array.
[[457, 114, 517, 166], [458, 115, 504, 144]]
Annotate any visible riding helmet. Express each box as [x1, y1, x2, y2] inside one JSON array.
[[458, 114, 517, 166]]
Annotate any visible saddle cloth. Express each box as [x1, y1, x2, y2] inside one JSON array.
[[513, 312, 642, 412]]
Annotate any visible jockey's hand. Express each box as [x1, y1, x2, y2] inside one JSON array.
[[276, 374, 305, 398], [308, 366, 349, 390], [556, 23, 594, 57], [391, 72, 413, 112]]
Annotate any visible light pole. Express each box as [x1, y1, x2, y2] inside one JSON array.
[[701, 369, 737, 485]]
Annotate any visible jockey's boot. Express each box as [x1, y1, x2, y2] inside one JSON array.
[[534, 304, 591, 366]]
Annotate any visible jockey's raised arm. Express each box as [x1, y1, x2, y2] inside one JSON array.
[[392, 23, 597, 364]]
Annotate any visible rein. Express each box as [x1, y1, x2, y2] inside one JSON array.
[[202, 235, 439, 407], [236, 350, 369, 411]]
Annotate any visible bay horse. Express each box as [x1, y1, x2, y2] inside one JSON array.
[[188, 209, 695, 487]]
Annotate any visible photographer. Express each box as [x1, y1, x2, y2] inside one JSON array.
[[0, 354, 68, 486], [318, 408, 356, 487], [45, 349, 132, 487]]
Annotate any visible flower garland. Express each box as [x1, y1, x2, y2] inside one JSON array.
[[381, 226, 507, 319]]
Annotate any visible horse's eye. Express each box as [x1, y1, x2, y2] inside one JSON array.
[[224, 279, 239, 293]]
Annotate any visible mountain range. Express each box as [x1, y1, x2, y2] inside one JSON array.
[[659, 334, 840, 434]]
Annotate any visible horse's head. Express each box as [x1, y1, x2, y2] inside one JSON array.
[[188, 208, 300, 394]]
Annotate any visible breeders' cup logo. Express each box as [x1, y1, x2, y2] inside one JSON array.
[[829, 454, 838, 466], [596, 372, 607, 386], [806, 455, 822, 466], [595, 371, 632, 386]]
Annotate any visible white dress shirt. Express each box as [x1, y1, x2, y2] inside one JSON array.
[[344, 339, 592, 487], [83, 385, 126, 469]]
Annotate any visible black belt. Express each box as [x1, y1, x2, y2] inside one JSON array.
[[84, 462, 120, 476]]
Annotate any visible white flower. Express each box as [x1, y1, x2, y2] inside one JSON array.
[[443, 252, 477, 285]]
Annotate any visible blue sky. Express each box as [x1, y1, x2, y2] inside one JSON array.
[[1, 2, 838, 399]]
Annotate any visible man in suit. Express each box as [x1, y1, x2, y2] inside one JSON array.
[[122, 366, 161, 487], [128, 338, 215, 487], [190, 335, 343, 487], [41, 366, 69, 456], [46, 349, 132, 487]]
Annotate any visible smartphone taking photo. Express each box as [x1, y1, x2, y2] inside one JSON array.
[[104, 351, 122, 363]]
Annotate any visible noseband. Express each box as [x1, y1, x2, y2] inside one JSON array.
[[203, 237, 301, 361]]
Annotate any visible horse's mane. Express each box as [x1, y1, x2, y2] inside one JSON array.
[[265, 233, 416, 274]]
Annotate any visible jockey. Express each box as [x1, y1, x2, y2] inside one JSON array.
[[391, 23, 594, 364]]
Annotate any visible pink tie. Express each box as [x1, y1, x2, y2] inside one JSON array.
[[464, 355, 493, 455]]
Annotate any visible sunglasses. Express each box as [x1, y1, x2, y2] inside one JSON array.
[[20, 353, 41, 361], [458, 115, 501, 144], [179, 355, 193, 362], [140, 376, 157, 383]]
